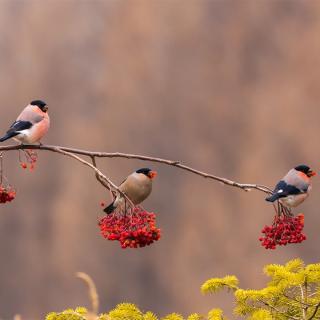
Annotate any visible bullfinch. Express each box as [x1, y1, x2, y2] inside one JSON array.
[[265, 165, 316, 208], [104, 168, 157, 214], [0, 100, 50, 144]]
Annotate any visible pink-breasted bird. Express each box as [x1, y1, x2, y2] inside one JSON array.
[[104, 168, 157, 214], [0, 100, 50, 144], [265, 165, 316, 208]]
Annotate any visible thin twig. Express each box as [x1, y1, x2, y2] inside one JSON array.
[[0, 144, 273, 194], [308, 303, 320, 320], [91, 156, 111, 191], [76, 272, 99, 315], [283, 293, 315, 307], [301, 284, 308, 319], [258, 299, 300, 320], [49, 146, 134, 207]]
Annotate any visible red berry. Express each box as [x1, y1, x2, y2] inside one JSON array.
[[259, 213, 306, 250], [98, 207, 161, 249], [0, 184, 16, 204], [20, 163, 27, 169]]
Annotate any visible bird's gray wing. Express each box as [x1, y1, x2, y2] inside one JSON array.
[[283, 170, 309, 192], [17, 107, 43, 124]]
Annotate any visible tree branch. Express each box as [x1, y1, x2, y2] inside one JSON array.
[[301, 284, 307, 320], [0, 144, 273, 195], [257, 299, 300, 320], [308, 303, 320, 320]]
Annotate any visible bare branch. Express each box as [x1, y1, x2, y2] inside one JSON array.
[[258, 299, 300, 320], [308, 303, 320, 320], [76, 272, 99, 315], [49, 147, 135, 207], [300, 284, 308, 319], [91, 156, 111, 191], [0, 144, 273, 195]]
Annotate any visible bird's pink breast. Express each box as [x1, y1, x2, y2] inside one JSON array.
[[27, 117, 50, 143]]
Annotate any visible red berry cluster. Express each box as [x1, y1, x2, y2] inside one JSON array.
[[259, 214, 306, 249], [98, 207, 161, 249], [0, 185, 16, 203]]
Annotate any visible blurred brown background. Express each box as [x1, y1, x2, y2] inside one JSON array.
[[0, 0, 320, 319]]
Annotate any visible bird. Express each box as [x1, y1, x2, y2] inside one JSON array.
[[0, 100, 50, 144], [104, 168, 157, 214], [265, 165, 316, 208]]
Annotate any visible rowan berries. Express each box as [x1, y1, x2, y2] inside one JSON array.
[[0, 185, 16, 203], [98, 207, 161, 249], [259, 214, 306, 249]]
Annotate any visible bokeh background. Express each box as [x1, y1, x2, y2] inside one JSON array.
[[0, 0, 320, 319]]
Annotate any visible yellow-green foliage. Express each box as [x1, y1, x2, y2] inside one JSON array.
[[107, 303, 144, 320], [186, 313, 203, 320], [207, 308, 226, 320], [46, 259, 320, 320], [247, 310, 272, 320], [144, 311, 158, 320], [201, 276, 239, 294], [46, 307, 89, 320], [212, 259, 320, 319], [161, 313, 184, 320], [46, 304, 155, 320]]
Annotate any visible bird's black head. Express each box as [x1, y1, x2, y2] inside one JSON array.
[[136, 168, 157, 179], [136, 168, 152, 176], [295, 165, 310, 174], [295, 164, 316, 177], [30, 100, 48, 112]]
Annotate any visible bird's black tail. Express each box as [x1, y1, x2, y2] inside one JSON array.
[[0, 132, 17, 142], [104, 202, 116, 214], [265, 193, 280, 202]]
